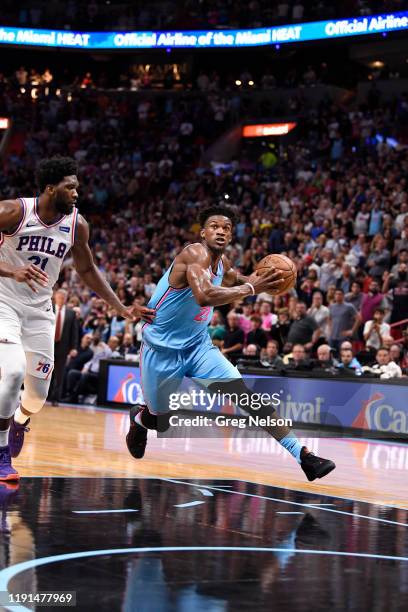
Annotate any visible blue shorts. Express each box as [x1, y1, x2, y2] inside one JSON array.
[[140, 336, 241, 415]]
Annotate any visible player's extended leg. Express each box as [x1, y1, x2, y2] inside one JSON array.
[[126, 343, 184, 459], [9, 352, 53, 458], [10, 306, 56, 458], [189, 341, 335, 482], [0, 342, 26, 480]]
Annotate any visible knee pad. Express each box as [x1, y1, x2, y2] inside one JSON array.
[[0, 342, 26, 388], [21, 374, 50, 414], [0, 343, 26, 418]]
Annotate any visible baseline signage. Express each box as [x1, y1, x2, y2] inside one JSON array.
[[0, 12, 407, 50], [103, 361, 408, 435], [105, 363, 144, 405]]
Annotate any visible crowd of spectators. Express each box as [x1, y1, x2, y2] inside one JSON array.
[[1, 67, 407, 401], [2, 1, 407, 31], [2, 58, 379, 97]]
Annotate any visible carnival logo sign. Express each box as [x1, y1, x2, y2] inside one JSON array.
[[352, 392, 408, 433]]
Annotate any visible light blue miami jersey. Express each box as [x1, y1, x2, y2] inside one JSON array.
[[142, 258, 224, 350]]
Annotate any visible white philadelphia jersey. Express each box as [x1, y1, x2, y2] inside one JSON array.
[[0, 197, 78, 307]]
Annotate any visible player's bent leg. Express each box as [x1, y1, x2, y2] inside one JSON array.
[[126, 343, 183, 460], [205, 377, 335, 481], [190, 344, 335, 481], [9, 355, 53, 459], [0, 342, 26, 480]]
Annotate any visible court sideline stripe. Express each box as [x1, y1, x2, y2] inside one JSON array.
[[22, 474, 408, 511], [163, 478, 408, 527]]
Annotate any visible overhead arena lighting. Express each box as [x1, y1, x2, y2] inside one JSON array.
[[242, 123, 297, 137]]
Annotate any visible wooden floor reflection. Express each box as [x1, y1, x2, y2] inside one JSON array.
[[14, 403, 408, 508]]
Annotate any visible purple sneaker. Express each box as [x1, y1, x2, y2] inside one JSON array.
[[8, 418, 30, 458], [0, 446, 19, 482]]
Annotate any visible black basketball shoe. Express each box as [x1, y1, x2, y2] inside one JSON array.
[[300, 447, 336, 481], [126, 405, 148, 459]]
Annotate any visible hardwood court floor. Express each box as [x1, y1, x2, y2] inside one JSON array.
[[14, 403, 408, 509], [3, 477, 407, 612]]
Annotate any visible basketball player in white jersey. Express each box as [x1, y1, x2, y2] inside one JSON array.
[[0, 156, 155, 480]]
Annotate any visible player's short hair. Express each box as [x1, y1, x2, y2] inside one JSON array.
[[199, 205, 238, 227], [36, 156, 78, 191]]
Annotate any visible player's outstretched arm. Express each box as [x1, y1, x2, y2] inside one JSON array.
[[185, 246, 284, 307], [0, 199, 49, 291], [71, 215, 155, 322]]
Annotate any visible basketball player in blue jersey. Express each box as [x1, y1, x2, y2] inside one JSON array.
[[126, 206, 335, 482], [0, 156, 155, 481]]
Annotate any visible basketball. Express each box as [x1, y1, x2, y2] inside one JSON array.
[[255, 253, 297, 295]]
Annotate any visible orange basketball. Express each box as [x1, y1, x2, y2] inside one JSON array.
[[255, 254, 297, 296]]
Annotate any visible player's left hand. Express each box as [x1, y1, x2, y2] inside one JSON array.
[[122, 305, 156, 323]]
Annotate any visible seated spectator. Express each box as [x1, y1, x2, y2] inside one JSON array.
[[329, 289, 360, 351], [337, 348, 361, 376], [284, 343, 310, 370], [234, 301, 254, 337], [120, 333, 138, 358], [208, 310, 226, 340], [363, 347, 403, 379], [363, 308, 390, 352], [259, 301, 277, 332], [109, 313, 126, 339], [64, 332, 112, 403], [308, 291, 330, 340], [270, 308, 291, 352], [381, 335, 395, 349], [260, 340, 284, 369], [211, 328, 225, 348], [108, 335, 121, 358], [62, 334, 93, 398], [339, 340, 363, 371], [247, 315, 268, 351], [390, 248, 408, 275], [313, 344, 337, 372], [243, 344, 259, 356], [222, 312, 244, 357], [287, 302, 321, 351], [390, 343, 406, 373]]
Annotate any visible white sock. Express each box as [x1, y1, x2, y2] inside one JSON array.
[[135, 411, 147, 429], [0, 429, 9, 447], [14, 406, 30, 425]]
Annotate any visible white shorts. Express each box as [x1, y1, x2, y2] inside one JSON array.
[[0, 297, 55, 379]]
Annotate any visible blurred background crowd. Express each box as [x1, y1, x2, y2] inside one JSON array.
[[0, 2, 407, 403], [2, 0, 406, 31]]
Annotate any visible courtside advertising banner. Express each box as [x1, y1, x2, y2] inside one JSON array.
[[105, 363, 408, 437]]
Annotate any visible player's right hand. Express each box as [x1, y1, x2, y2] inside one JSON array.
[[248, 267, 284, 295], [12, 264, 49, 293]]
